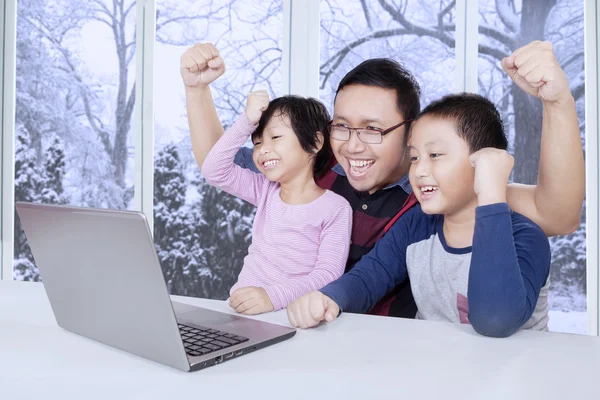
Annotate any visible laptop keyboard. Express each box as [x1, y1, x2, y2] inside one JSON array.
[[178, 323, 249, 357]]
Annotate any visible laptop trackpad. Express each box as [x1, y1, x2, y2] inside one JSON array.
[[173, 302, 240, 327]]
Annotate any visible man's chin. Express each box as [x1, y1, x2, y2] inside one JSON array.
[[346, 175, 377, 193]]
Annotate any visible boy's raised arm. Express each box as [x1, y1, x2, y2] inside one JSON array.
[[468, 148, 551, 338]]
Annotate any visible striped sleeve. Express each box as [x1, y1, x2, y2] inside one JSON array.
[[201, 114, 267, 206]]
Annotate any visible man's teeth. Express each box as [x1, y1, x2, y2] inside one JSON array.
[[349, 160, 374, 167], [421, 186, 438, 193], [263, 160, 279, 167]]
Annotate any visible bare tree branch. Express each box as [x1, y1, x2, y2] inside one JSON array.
[[478, 24, 516, 48], [571, 81, 584, 102], [377, 0, 455, 48], [320, 27, 410, 89], [561, 51, 584, 70], [495, 0, 519, 33], [438, 1, 455, 30], [360, 0, 373, 30]]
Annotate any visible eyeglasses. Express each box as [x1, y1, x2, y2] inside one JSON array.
[[329, 120, 413, 144]]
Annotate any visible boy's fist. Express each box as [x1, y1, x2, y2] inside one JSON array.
[[245, 90, 270, 125], [180, 43, 225, 88], [287, 291, 340, 329], [469, 148, 514, 206]]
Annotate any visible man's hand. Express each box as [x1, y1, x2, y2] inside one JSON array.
[[287, 291, 340, 329], [229, 287, 274, 315], [180, 43, 225, 88], [245, 90, 270, 125], [469, 148, 514, 206], [502, 40, 571, 105]]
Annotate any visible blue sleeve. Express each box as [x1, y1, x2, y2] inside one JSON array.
[[319, 207, 423, 313], [467, 203, 551, 338], [233, 147, 259, 173]]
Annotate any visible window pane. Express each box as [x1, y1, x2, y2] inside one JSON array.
[[153, 0, 283, 298], [478, 0, 586, 334], [320, 0, 457, 112], [14, 0, 137, 280]]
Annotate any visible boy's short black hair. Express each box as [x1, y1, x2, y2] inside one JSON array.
[[335, 58, 421, 129], [414, 93, 508, 152], [252, 96, 332, 178]]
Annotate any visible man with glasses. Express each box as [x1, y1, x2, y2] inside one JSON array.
[[180, 40, 584, 318]]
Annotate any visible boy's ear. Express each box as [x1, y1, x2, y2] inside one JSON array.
[[314, 131, 325, 152]]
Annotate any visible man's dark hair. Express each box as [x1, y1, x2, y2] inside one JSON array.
[[415, 93, 508, 152], [252, 96, 332, 178], [335, 58, 421, 130]]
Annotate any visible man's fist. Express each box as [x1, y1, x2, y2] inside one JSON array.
[[180, 43, 225, 88], [502, 40, 571, 105], [287, 291, 340, 329]]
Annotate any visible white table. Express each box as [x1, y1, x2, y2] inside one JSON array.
[[1, 281, 599, 400]]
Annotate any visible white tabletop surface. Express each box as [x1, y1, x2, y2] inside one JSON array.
[[1, 281, 599, 400]]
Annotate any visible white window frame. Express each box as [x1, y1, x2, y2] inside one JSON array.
[[134, 0, 156, 233], [1, 0, 16, 281], [585, 0, 599, 336]]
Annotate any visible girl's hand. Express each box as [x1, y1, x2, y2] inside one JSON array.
[[245, 90, 270, 125], [229, 287, 274, 315]]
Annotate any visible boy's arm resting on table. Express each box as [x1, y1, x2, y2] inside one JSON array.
[[200, 114, 266, 206], [319, 208, 415, 314], [467, 203, 551, 338], [263, 203, 353, 311]]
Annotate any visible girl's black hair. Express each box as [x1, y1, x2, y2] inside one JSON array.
[[251, 96, 332, 178]]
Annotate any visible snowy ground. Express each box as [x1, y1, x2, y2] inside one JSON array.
[[548, 310, 588, 335]]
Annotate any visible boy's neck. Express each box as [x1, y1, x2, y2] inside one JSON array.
[[279, 169, 324, 205], [442, 202, 478, 248]]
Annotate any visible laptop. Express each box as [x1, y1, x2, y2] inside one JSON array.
[[16, 202, 296, 372]]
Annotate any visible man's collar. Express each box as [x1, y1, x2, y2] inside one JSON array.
[[332, 163, 412, 194]]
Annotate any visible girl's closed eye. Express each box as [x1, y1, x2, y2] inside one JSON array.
[[271, 135, 282, 140]]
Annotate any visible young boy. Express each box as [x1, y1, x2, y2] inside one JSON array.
[[286, 93, 551, 338]]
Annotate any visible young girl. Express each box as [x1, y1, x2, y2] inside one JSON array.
[[201, 90, 352, 315]]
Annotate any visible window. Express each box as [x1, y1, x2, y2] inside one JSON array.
[[320, 0, 457, 111], [14, 0, 137, 280], [153, 0, 283, 298], [478, 0, 586, 334]]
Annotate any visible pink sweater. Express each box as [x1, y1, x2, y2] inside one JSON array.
[[201, 114, 352, 310]]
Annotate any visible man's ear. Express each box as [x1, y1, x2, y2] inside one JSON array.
[[314, 131, 325, 152]]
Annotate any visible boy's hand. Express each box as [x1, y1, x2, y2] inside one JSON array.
[[229, 287, 274, 315], [287, 291, 340, 329], [245, 90, 270, 125], [469, 148, 514, 206], [180, 43, 225, 88], [502, 40, 572, 105]]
